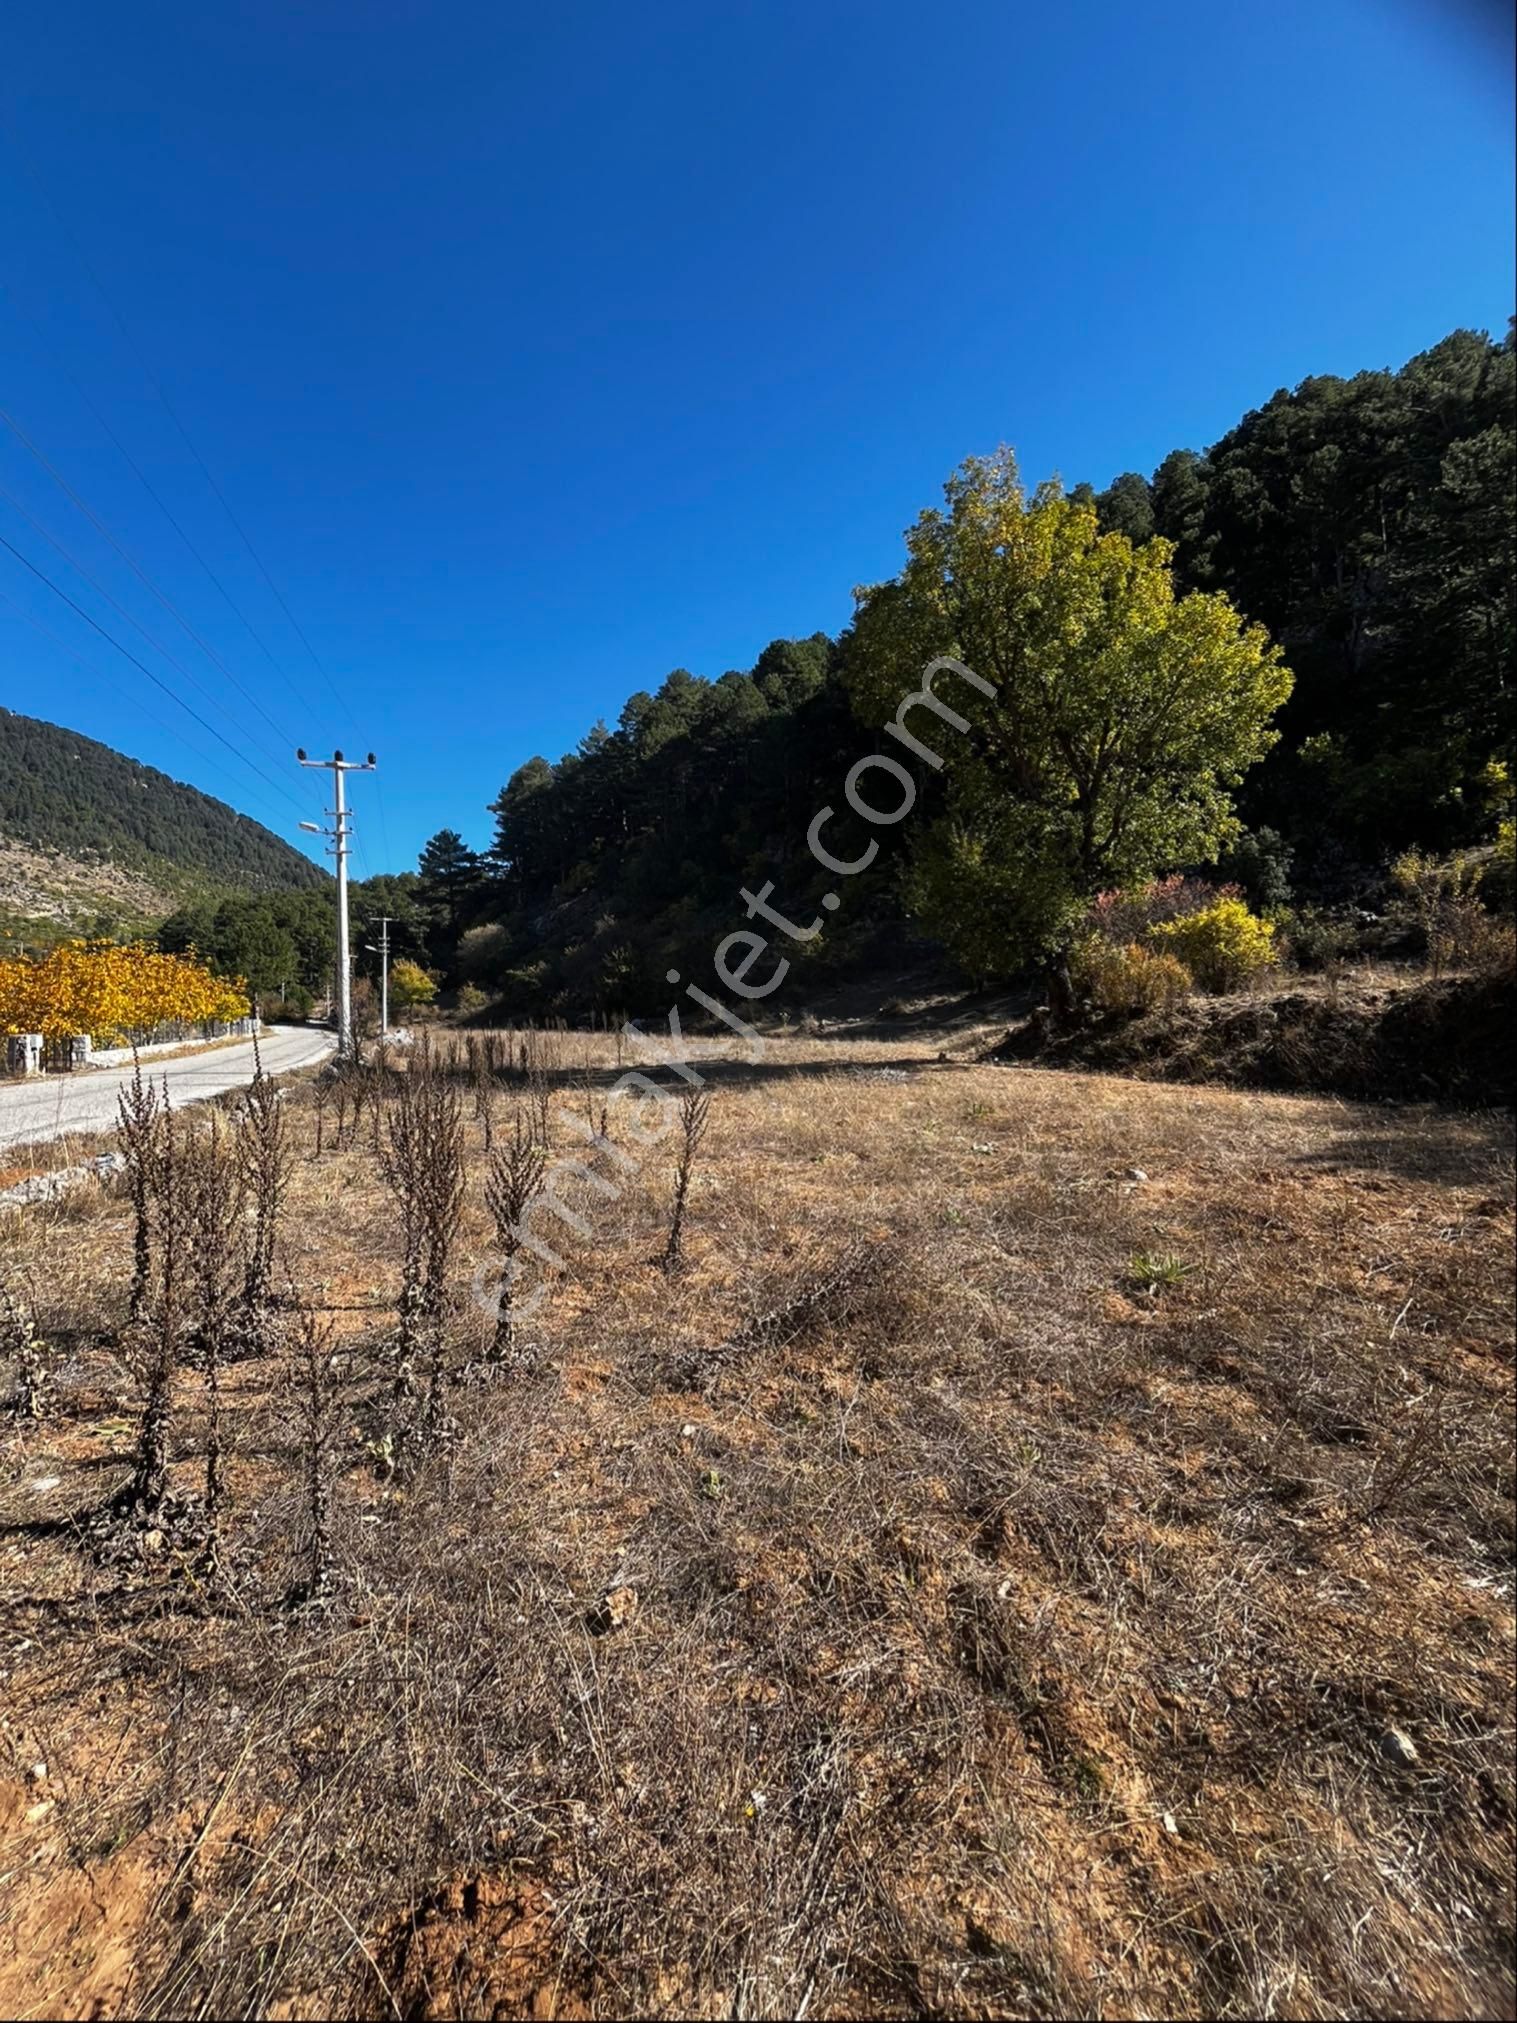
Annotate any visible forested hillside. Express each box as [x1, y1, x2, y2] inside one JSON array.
[[140, 325, 1513, 1018], [1077, 324, 1513, 852], [424, 324, 1513, 1012], [0, 708, 326, 932]]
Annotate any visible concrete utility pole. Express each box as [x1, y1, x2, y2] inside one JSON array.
[[297, 748, 376, 1059], [365, 916, 391, 1040]]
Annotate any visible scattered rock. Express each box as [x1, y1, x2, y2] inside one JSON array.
[[26, 1477, 60, 1496], [1380, 1725, 1420, 1767], [1126, 1167, 1149, 1183], [0, 1151, 125, 1210]]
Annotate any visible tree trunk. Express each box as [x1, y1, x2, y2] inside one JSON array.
[[1044, 950, 1078, 1032]]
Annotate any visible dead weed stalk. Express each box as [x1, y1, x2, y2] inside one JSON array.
[[236, 1052, 291, 1354], [480, 1105, 548, 1373], [661, 1084, 712, 1273]]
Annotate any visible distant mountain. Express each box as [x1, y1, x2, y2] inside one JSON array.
[[0, 706, 326, 937]]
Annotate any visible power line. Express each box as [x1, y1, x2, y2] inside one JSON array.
[[0, 127, 350, 718], [0, 403, 298, 749], [373, 763, 396, 873], [0, 530, 308, 818], [3, 125, 378, 873], [0, 479, 295, 779], [0, 585, 311, 836], [0, 279, 315, 725]]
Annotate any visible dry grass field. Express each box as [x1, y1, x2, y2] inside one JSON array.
[[1, 1025, 1513, 2020]]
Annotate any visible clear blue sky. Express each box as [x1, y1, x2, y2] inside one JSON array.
[[1, 0, 1512, 875]]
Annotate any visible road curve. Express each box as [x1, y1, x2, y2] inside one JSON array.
[[0, 1025, 336, 1155]]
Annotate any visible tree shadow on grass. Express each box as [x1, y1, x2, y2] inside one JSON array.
[[1292, 1106, 1515, 1188]]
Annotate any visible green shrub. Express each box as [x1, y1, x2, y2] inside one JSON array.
[[1217, 826, 1294, 914], [1148, 897, 1276, 993], [262, 988, 313, 1022], [1127, 1250, 1193, 1294], [456, 922, 512, 985], [1280, 907, 1358, 973], [1071, 936, 1192, 1018]]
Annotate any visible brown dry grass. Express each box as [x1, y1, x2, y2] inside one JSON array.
[[0, 1027, 1512, 2020]]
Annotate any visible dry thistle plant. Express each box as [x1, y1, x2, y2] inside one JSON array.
[[660, 1235, 907, 1391], [480, 1104, 548, 1373], [187, 1113, 245, 1550], [0, 1272, 51, 1421], [470, 1038, 496, 1153], [343, 1058, 375, 1150], [116, 1052, 161, 1326], [661, 1083, 713, 1273], [526, 1062, 552, 1148], [379, 1065, 429, 1399], [580, 1053, 598, 1137], [366, 1053, 390, 1156], [235, 1053, 291, 1355], [121, 1093, 189, 1526], [288, 1304, 342, 1604], [735, 1234, 897, 1352], [378, 1046, 464, 1434], [420, 1072, 465, 1433], [327, 1057, 373, 1152]]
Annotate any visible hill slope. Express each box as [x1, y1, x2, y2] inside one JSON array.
[[0, 707, 326, 933]]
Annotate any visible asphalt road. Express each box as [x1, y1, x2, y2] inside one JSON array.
[[0, 1025, 336, 1155]]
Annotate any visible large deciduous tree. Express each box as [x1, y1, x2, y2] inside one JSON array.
[[844, 450, 1292, 1013]]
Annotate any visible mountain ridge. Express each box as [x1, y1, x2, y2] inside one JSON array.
[[0, 706, 326, 936]]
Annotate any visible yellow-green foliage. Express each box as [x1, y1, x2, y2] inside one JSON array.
[[1148, 897, 1276, 993], [843, 450, 1292, 981], [1391, 847, 1515, 975], [1071, 936, 1192, 1018], [390, 958, 439, 1008], [1391, 846, 1482, 909]]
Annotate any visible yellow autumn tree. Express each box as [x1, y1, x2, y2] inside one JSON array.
[[0, 941, 249, 1045]]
